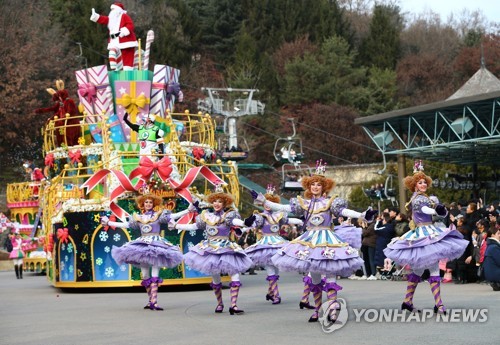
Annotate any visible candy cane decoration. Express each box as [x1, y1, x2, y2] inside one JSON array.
[[109, 47, 123, 71], [133, 47, 144, 70], [143, 30, 155, 71]]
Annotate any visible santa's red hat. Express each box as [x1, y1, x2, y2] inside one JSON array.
[[110, 2, 125, 10]]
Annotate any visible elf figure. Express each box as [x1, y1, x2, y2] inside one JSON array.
[[90, 2, 138, 71]]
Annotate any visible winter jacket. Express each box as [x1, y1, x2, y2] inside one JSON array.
[[483, 237, 500, 283]]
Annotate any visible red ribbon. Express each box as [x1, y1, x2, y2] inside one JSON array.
[[78, 83, 97, 103], [45, 153, 55, 167], [57, 228, 69, 243], [129, 156, 173, 182], [69, 150, 82, 164], [192, 147, 205, 160]]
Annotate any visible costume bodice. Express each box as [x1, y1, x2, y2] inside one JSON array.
[[196, 209, 240, 237], [128, 210, 170, 235], [289, 196, 348, 228], [410, 193, 433, 225], [255, 210, 287, 234]]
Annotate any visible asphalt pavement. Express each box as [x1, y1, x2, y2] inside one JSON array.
[[0, 270, 498, 345]]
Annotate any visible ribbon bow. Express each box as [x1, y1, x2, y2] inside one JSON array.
[[119, 93, 149, 116], [57, 228, 69, 243], [69, 150, 82, 164], [45, 153, 55, 167], [192, 147, 205, 160], [131, 156, 173, 181], [77, 83, 97, 103]]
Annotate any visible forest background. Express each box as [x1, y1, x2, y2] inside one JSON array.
[[0, 0, 499, 211]]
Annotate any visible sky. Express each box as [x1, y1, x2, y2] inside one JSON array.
[[398, 0, 500, 23]]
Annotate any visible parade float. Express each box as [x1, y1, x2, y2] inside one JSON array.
[[6, 20, 241, 287]]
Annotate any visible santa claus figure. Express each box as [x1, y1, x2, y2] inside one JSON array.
[[90, 2, 138, 71]]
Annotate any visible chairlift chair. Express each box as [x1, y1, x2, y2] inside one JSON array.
[[281, 163, 313, 192], [218, 135, 249, 161]]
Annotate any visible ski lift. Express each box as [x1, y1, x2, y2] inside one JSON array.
[[363, 174, 398, 206], [218, 134, 249, 161], [273, 118, 305, 164], [281, 163, 313, 192]]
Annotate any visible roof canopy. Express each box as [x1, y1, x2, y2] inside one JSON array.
[[355, 68, 500, 166]]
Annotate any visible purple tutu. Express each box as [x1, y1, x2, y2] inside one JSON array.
[[184, 238, 253, 275], [384, 228, 468, 270], [111, 235, 183, 268], [334, 224, 362, 249], [271, 229, 363, 277], [245, 234, 288, 267]]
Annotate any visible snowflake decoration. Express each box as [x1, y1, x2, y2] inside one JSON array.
[[104, 246, 110, 253], [187, 242, 194, 249], [113, 233, 121, 242], [69, 265, 74, 273], [99, 232, 109, 241], [61, 243, 66, 251], [120, 264, 127, 272], [64, 255, 69, 262], [185, 265, 192, 271], [67, 243, 74, 253], [189, 229, 197, 237], [202, 230, 208, 239], [60, 262, 65, 271], [96, 257, 103, 266], [105, 267, 114, 277]]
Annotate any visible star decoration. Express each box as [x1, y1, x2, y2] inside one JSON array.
[[80, 252, 87, 261], [74, 224, 79, 230], [94, 214, 101, 223]]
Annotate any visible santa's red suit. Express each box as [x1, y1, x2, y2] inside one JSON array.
[[91, 2, 138, 70]]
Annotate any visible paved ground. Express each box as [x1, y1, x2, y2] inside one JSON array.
[[0, 270, 498, 345]]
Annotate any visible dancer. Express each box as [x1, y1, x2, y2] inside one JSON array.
[[9, 230, 32, 279], [244, 184, 304, 305], [102, 192, 193, 310], [175, 184, 254, 315], [251, 160, 377, 322], [384, 160, 468, 314]]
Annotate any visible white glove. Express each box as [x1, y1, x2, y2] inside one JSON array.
[[168, 220, 176, 230], [90, 8, 99, 22], [119, 27, 130, 38], [148, 113, 156, 122], [101, 216, 109, 226]]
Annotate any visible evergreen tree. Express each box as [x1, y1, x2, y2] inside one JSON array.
[[358, 4, 403, 69]]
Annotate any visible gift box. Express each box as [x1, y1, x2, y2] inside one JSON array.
[[113, 78, 152, 142], [150, 64, 180, 119], [75, 65, 115, 127]]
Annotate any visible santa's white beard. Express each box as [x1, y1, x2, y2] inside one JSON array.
[[108, 8, 123, 34]]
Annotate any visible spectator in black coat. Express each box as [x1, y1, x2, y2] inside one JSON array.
[[483, 226, 500, 291], [374, 213, 395, 277]]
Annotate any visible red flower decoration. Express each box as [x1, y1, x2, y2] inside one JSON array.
[[57, 228, 69, 243], [69, 150, 82, 164], [192, 147, 205, 160], [45, 153, 55, 167]]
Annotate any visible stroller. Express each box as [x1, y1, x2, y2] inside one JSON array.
[[379, 259, 410, 281]]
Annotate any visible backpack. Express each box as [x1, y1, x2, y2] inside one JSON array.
[[5, 238, 13, 252]]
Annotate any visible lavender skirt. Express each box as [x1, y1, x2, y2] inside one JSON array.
[[184, 237, 253, 275], [245, 234, 288, 267], [334, 224, 362, 249], [271, 229, 364, 277], [383, 228, 468, 270], [111, 235, 183, 268]]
